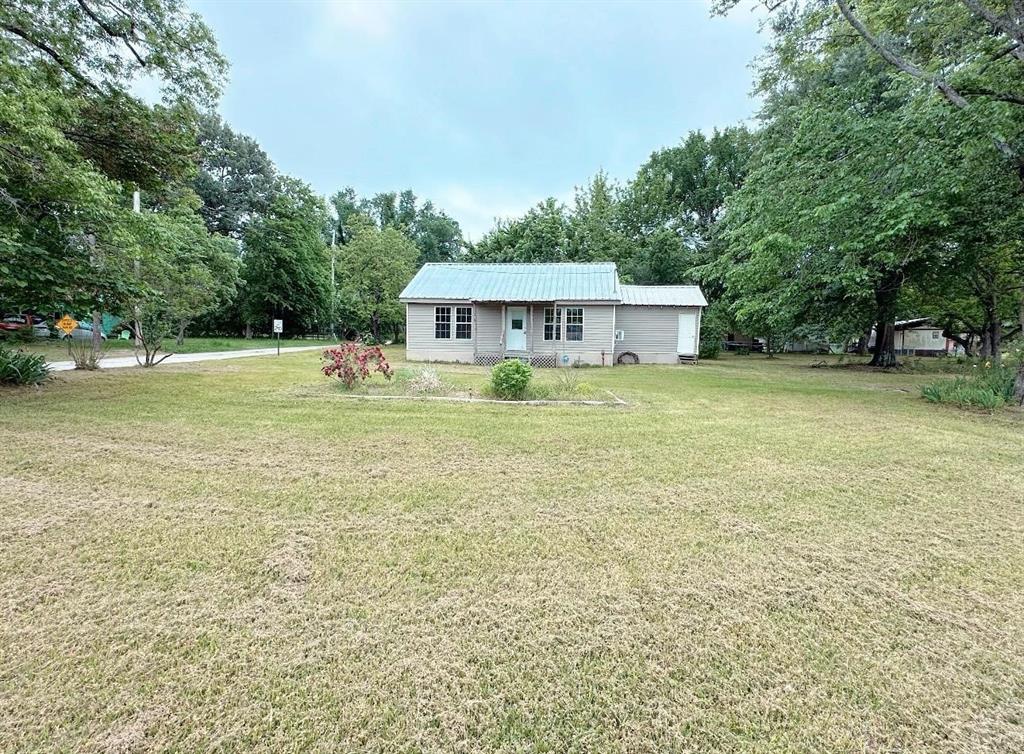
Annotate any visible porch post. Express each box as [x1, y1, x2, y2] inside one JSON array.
[[528, 304, 533, 356], [500, 304, 506, 352]]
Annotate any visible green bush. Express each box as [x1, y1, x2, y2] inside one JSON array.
[[922, 362, 1016, 410], [0, 325, 36, 345], [698, 338, 721, 360], [490, 359, 532, 400], [0, 346, 50, 385]]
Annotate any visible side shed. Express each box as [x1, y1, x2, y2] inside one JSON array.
[[614, 285, 708, 364]]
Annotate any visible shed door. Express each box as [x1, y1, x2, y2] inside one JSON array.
[[506, 307, 527, 351], [677, 312, 697, 355]]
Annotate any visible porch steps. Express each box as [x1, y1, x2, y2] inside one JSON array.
[[678, 354, 698, 365]]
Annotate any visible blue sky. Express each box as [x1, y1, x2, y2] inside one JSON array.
[[192, 0, 766, 239]]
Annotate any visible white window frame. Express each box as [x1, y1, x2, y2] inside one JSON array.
[[565, 307, 584, 342], [434, 306, 451, 339], [455, 306, 473, 340], [543, 307, 562, 341]]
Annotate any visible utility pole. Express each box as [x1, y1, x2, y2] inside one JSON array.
[[133, 190, 142, 347], [330, 227, 337, 341]]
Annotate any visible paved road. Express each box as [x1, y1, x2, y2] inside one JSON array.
[[47, 345, 329, 372]]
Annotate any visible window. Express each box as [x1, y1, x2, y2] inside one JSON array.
[[455, 306, 473, 339], [434, 306, 451, 339], [543, 307, 561, 341], [931, 330, 940, 340], [565, 307, 584, 341]]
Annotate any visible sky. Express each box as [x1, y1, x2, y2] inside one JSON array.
[[191, 0, 767, 240]]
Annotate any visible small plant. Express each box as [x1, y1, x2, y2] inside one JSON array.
[[66, 338, 105, 370], [554, 367, 583, 396], [490, 359, 532, 400], [921, 360, 1016, 410], [405, 368, 449, 395], [0, 346, 50, 385], [698, 338, 721, 360], [322, 343, 393, 388]]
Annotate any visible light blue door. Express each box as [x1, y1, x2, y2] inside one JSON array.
[[506, 307, 527, 351]]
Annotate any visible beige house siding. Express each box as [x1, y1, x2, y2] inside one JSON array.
[[529, 304, 616, 366], [405, 302, 476, 363], [475, 304, 503, 352], [614, 305, 701, 363]]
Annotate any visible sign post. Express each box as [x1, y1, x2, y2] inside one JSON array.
[[273, 319, 283, 355]]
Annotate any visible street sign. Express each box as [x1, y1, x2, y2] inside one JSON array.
[[56, 315, 78, 336], [272, 319, 283, 334]]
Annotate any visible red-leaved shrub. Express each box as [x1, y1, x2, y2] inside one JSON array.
[[321, 344, 393, 388]]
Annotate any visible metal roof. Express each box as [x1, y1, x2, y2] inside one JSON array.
[[399, 262, 622, 302], [619, 285, 707, 307]]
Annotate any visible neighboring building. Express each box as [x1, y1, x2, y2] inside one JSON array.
[[869, 318, 958, 356], [398, 262, 707, 367]]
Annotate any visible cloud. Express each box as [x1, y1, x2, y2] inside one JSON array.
[[319, 0, 398, 40], [435, 183, 576, 242]]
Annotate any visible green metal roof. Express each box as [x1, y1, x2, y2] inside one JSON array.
[[399, 262, 622, 302]]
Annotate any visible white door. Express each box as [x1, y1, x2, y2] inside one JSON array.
[[677, 312, 697, 355], [506, 306, 527, 351]]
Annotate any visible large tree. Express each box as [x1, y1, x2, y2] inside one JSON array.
[[336, 216, 418, 342], [239, 185, 331, 336], [193, 113, 278, 239], [0, 0, 226, 356]]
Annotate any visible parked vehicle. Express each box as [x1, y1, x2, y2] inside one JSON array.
[[61, 319, 108, 341], [1, 314, 51, 338]]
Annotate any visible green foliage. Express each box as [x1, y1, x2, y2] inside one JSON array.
[[698, 338, 721, 360], [470, 198, 572, 263], [194, 113, 279, 238], [240, 186, 331, 335], [336, 216, 418, 341], [330, 187, 464, 266], [0, 345, 49, 385], [922, 363, 1017, 410], [490, 359, 533, 400], [0, 0, 227, 321]]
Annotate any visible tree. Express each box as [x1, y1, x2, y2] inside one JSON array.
[[1, 0, 226, 363], [621, 128, 755, 289], [336, 216, 418, 341], [469, 198, 571, 262], [718, 0, 1024, 385], [194, 113, 279, 238], [713, 2, 1024, 368], [128, 202, 238, 364], [239, 187, 331, 336], [568, 171, 636, 268]]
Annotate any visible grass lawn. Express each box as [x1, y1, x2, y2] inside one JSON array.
[[1, 352, 1022, 753], [11, 335, 329, 361]]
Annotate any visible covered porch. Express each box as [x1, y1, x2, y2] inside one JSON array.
[[471, 302, 560, 368]]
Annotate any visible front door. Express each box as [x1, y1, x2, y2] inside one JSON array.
[[677, 312, 698, 355], [506, 306, 527, 351]]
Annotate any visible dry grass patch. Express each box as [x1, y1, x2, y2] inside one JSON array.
[[1, 350, 1022, 752]]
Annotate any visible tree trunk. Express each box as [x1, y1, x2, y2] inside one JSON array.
[[765, 335, 775, 358], [856, 326, 871, 356], [244, 323, 252, 339], [91, 310, 102, 359], [176, 320, 187, 346], [868, 274, 902, 367], [370, 311, 381, 342], [1016, 297, 1024, 405], [870, 320, 899, 367]]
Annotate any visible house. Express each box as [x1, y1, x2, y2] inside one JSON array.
[[398, 262, 707, 367], [869, 317, 958, 356]]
